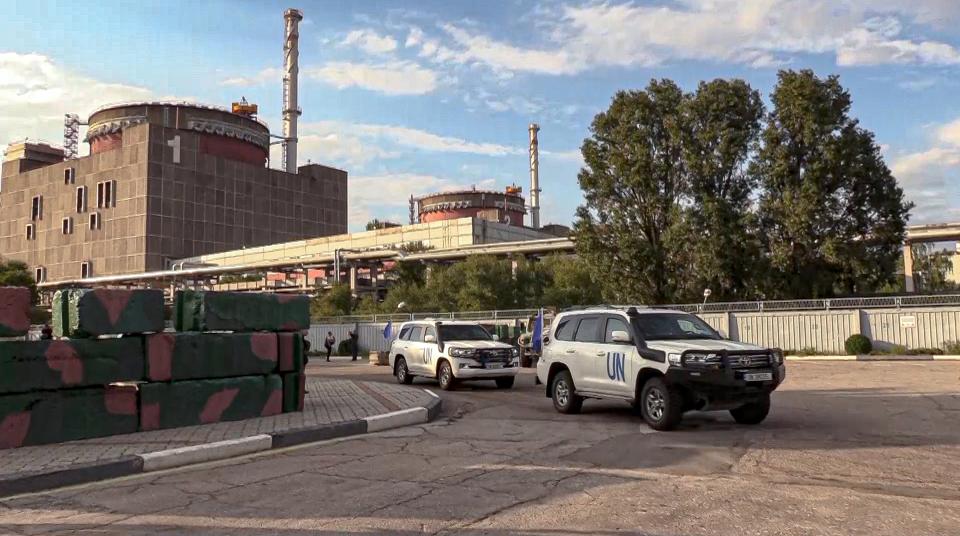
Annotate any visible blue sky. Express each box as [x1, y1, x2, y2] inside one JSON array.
[[2, 1, 960, 230]]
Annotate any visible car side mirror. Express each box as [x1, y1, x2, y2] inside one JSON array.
[[491, 334, 500, 341], [542, 335, 550, 346], [611, 330, 632, 344], [424, 334, 436, 343]]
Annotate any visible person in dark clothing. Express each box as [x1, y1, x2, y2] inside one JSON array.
[[349, 330, 359, 361], [40, 324, 53, 340], [324, 332, 336, 362]]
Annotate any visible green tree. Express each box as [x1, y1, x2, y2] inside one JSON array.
[[365, 219, 401, 231], [574, 81, 688, 304], [540, 255, 603, 309], [310, 284, 353, 318], [911, 243, 958, 292], [0, 258, 37, 303], [678, 79, 765, 301], [752, 70, 912, 298]]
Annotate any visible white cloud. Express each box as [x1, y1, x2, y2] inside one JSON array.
[[890, 120, 960, 223], [341, 29, 398, 55], [406, 1, 960, 76], [936, 118, 960, 147], [300, 120, 523, 157], [306, 61, 438, 95], [219, 67, 281, 87], [0, 52, 153, 154]]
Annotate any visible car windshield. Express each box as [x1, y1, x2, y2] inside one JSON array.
[[438, 324, 493, 341], [631, 313, 721, 341]]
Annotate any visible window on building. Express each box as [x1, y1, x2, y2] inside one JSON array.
[[96, 180, 117, 209], [110, 180, 117, 207], [25, 224, 35, 241], [64, 167, 75, 185], [31, 195, 42, 221], [76, 186, 87, 213], [89, 212, 100, 230], [80, 261, 92, 279], [96, 182, 104, 208], [35, 267, 46, 283], [62, 217, 73, 235]]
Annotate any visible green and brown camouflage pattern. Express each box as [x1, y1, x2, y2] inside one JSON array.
[[0, 384, 138, 449], [282, 372, 305, 413], [53, 289, 164, 338], [174, 290, 309, 332], [277, 332, 305, 373], [0, 287, 31, 338], [139, 375, 283, 431], [145, 332, 278, 381], [0, 338, 144, 394]]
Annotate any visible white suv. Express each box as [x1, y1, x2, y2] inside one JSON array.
[[390, 321, 520, 390], [536, 307, 786, 430]]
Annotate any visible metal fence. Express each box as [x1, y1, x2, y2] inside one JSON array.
[[666, 294, 960, 313]]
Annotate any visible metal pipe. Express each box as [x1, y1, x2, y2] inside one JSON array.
[[282, 8, 303, 174], [528, 123, 541, 229]]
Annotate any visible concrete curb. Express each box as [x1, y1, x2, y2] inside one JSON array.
[[786, 355, 960, 361], [0, 396, 442, 498]]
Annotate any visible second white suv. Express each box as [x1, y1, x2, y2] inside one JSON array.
[[536, 306, 786, 430], [389, 321, 520, 390]]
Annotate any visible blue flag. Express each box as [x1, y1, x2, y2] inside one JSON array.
[[383, 321, 393, 340], [532, 309, 544, 353]]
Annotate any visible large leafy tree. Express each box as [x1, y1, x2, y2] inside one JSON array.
[[678, 79, 765, 301], [0, 258, 37, 303], [752, 70, 911, 298], [539, 255, 603, 309], [575, 81, 688, 304]]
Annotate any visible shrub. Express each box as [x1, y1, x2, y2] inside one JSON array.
[[943, 341, 960, 355], [844, 334, 872, 355]]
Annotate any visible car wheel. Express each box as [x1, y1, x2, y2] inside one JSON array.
[[551, 370, 583, 414], [437, 361, 456, 390], [395, 358, 413, 385], [640, 377, 683, 431], [495, 377, 515, 389], [730, 394, 771, 425]]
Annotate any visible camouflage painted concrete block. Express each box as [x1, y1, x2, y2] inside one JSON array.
[[145, 332, 278, 381], [282, 372, 305, 413], [0, 287, 31, 338], [0, 384, 138, 449], [139, 375, 283, 431], [0, 338, 144, 394], [277, 332, 305, 373], [53, 289, 164, 338], [174, 290, 309, 332]]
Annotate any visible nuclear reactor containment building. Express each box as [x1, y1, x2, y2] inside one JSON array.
[[0, 101, 347, 283]]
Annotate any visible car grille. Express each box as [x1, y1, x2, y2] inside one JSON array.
[[477, 349, 512, 362], [727, 354, 771, 368]]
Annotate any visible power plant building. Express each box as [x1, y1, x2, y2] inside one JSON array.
[[0, 102, 347, 283]]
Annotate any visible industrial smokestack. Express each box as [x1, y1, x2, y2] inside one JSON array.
[[282, 8, 303, 174], [528, 123, 541, 229]]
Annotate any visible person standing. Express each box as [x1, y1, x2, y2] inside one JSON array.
[[324, 331, 336, 362], [349, 330, 359, 361]]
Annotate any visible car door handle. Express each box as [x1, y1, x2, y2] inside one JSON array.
[[595, 352, 606, 357], [565, 349, 576, 354]]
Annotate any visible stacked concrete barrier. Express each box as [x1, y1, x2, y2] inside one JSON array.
[[0, 288, 308, 449]]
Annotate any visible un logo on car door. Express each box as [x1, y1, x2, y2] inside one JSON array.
[[606, 352, 626, 382]]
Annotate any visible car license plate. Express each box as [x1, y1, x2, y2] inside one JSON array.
[[744, 372, 772, 382], [486, 363, 503, 369]]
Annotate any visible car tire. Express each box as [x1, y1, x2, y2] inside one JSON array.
[[495, 377, 515, 389], [640, 377, 683, 431], [730, 394, 771, 425], [551, 370, 583, 414], [437, 360, 456, 391], [395, 357, 413, 385]]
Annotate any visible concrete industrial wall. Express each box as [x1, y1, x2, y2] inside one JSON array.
[[314, 307, 960, 356]]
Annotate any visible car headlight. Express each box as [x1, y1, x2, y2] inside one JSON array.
[[668, 353, 681, 366], [511, 347, 520, 358], [449, 347, 476, 358], [770, 349, 784, 365]]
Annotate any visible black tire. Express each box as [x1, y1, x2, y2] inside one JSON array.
[[551, 370, 583, 414], [437, 360, 456, 391], [495, 377, 515, 389], [395, 357, 413, 385], [639, 377, 683, 431], [730, 394, 771, 425]]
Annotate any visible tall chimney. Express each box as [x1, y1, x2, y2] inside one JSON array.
[[528, 123, 541, 229], [282, 8, 303, 174]]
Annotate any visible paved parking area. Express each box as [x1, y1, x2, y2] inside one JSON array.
[[1, 360, 958, 535]]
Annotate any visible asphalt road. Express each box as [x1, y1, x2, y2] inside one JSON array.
[[1, 359, 959, 535]]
